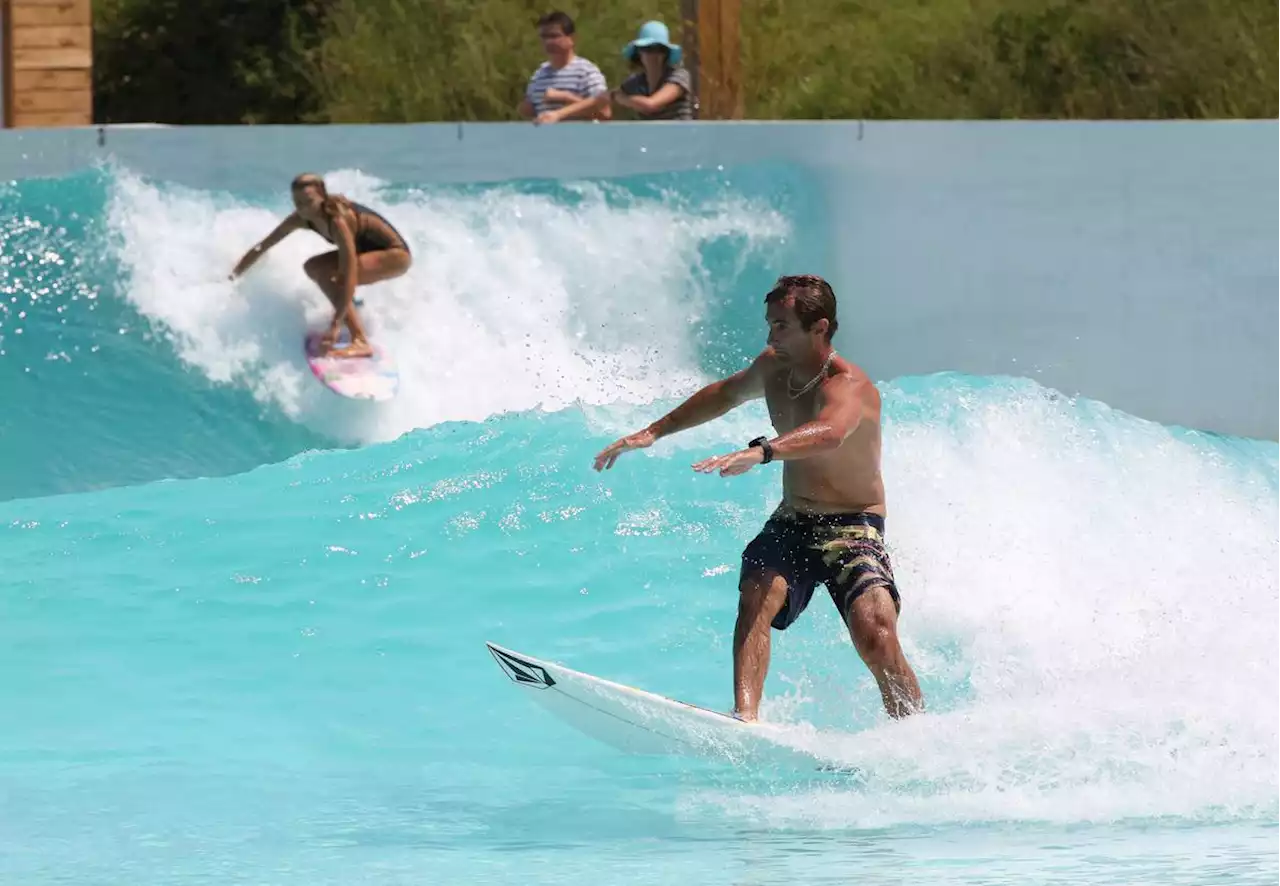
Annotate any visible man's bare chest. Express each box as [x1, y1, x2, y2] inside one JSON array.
[[764, 385, 817, 433]]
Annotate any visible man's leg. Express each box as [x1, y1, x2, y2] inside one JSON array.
[[732, 569, 790, 721], [845, 587, 924, 718]]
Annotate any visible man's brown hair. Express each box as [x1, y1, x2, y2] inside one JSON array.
[[537, 11, 576, 34], [764, 274, 838, 341]]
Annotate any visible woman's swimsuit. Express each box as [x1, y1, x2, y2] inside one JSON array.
[[306, 201, 411, 255]]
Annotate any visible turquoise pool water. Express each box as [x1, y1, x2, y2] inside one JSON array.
[[0, 160, 1275, 884]]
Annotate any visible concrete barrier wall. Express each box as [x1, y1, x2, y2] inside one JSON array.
[[1, 120, 1274, 439]]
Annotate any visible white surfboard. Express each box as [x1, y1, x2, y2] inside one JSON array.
[[485, 642, 850, 772]]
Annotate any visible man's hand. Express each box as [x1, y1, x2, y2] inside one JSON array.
[[692, 447, 765, 477], [534, 109, 563, 125], [593, 428, 658, 471]]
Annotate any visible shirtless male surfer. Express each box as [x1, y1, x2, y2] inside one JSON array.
[[592, 275, 924, 722]]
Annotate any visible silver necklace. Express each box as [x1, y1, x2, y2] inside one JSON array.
[[787, 350, 836, 399]]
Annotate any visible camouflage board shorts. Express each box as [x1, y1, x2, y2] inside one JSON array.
[[740, 508, 900, 630]]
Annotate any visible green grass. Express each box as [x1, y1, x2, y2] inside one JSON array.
[[92, 0, 1277, 124]]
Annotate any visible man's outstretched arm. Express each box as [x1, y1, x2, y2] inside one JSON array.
[[692, 373, 865, 477], [593, 352, 769, 471], [649, 353, 768, 440], [757, 373, 864, 461]]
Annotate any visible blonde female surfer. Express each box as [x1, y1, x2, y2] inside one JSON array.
[[230, 173, 411, 358]]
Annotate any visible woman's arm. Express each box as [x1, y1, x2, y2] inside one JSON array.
[[230, 213, 302, 279], [614, 82, 684, 116]]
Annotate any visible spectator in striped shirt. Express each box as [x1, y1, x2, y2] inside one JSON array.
[[518, 11, 612, 125]]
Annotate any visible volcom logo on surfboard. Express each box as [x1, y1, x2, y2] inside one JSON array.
[[487, 644, 556, 689]]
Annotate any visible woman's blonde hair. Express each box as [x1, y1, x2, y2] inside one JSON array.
[[291, 173, 345, 222]]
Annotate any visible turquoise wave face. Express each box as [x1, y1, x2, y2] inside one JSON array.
[[0, 160, 1276, 884], [0, 170, 328, 501]]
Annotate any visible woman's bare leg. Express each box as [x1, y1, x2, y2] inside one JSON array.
[[303, 248, 411, 357]]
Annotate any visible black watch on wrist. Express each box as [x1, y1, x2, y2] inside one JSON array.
[[748, 436, 773, 464]]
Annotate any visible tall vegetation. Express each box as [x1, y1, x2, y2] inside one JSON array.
[[92, 0, 1278, 124], [307, 0, 676, 123], [93, 0, 330, 124]]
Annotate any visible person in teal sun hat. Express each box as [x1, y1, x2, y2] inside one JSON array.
[[610, 20, 697, 120]]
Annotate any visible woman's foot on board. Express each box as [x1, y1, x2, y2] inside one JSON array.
[[328, 337, 374, 359]]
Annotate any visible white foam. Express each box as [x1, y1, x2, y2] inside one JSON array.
[[682, 381, 1279, 827], [105, 166, 790, 444]]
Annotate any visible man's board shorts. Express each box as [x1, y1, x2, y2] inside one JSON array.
[[740, 508, 900, 630]]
